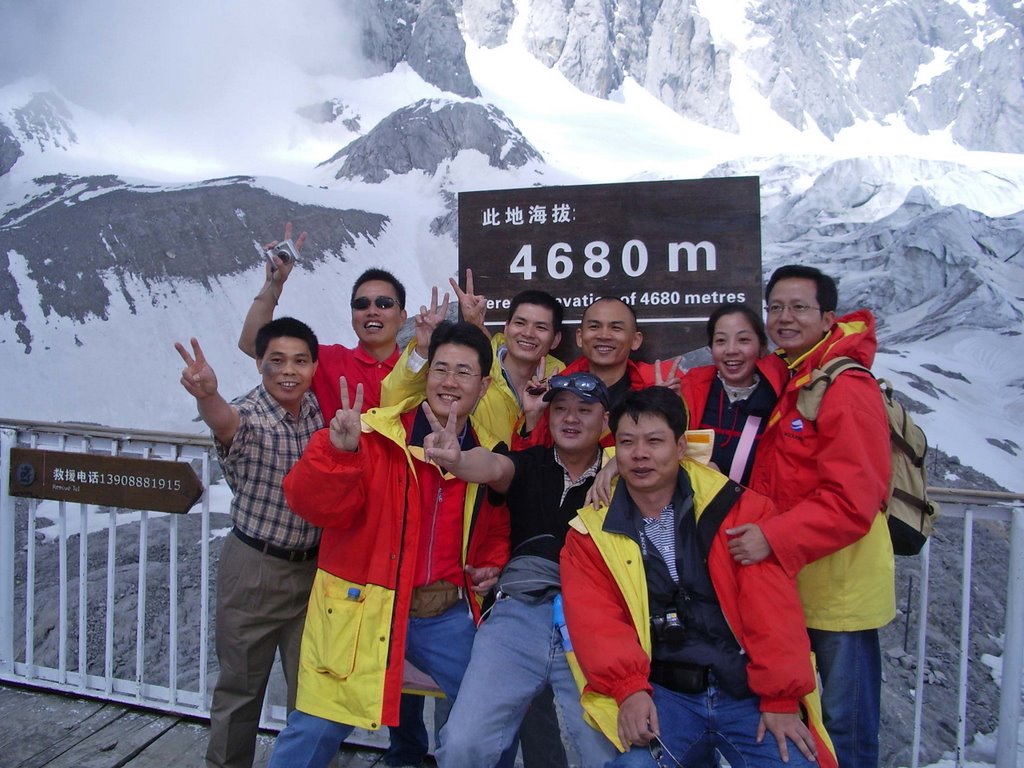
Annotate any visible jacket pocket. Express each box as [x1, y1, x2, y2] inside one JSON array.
[[309, 574, 366, 680]]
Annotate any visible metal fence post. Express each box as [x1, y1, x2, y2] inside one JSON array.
[[995, 504, 1024, 768], [0, 428, 15, 672]]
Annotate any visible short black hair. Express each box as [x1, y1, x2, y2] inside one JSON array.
[[255, 317, 319, 362], [706, 303, 768, 348], [610, 387, 689, 440], [507, 290, 564, 333], [352, 268, 406, 309], [583, 296, 638, 327], [428, 321, 493, 374], [765, 265, 838, 313]]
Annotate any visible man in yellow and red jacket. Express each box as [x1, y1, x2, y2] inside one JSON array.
[[733, 264, 894, 768], [267, 322, 511, 768], [561, 387, 836, 768]]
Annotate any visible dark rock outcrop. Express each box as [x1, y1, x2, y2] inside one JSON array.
[[322, 99, 542, 182]]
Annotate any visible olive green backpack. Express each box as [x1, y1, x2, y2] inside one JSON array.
[[797, 357, 939, 555]]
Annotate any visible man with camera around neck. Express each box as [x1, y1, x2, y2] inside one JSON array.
[[560, 387, 836, 768]]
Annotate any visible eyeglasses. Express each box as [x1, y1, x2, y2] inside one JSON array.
[[428, 366, 481, 383], [351, 295, 397, 310], [648, 736, 684, 767], [766, 302, 821, 316]]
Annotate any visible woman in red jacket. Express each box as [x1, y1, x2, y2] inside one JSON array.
[[681, 303, 788, 485]]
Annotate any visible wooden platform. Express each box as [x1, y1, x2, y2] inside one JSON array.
[[0, 684, 396, 767]]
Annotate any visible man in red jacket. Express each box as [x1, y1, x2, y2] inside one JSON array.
[[267, 322, 511, 768], [731, 265, 893, 768], [561, 387, 835, 768]]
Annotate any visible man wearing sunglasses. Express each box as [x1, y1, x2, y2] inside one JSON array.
[[420, 372, 619, 768], [561, 387, 836, 768], [238, 224, 408, 418], [239, 226, 439, 765]]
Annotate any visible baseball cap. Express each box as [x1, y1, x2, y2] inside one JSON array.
[[542, 372, 611, 410]]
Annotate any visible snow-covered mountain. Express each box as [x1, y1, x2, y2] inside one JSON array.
[[1, 0, 1022, 500]]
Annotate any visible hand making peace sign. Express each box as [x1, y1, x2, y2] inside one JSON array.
[[328, 376, 364, 452]]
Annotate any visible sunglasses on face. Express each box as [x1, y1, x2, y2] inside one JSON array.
[[351, 295, 398, 310]]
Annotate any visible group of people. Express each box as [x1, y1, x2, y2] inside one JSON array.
[[175, 224, 894, 768]]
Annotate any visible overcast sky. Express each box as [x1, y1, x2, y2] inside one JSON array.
[[0, 0, 368, 174]]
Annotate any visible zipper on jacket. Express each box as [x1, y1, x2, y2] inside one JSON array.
[[424, 486, 443, 584]]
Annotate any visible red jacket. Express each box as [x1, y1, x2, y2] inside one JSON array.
[[282, 400, 510, 728], [748, 310, 894, 630], [560, 461, 835, 764]]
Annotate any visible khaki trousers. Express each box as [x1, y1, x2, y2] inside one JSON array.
[[205, 532, 316, 768]]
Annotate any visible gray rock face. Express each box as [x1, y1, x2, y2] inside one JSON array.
[[459, 0, 515, 48], [516, 0, 738, 130], [0, 122, 22, 176], [13, 92, 77, 152], [352, 0, 478, 97], [296, 99, 361, 132], [758, 158, 1024, 343], [354, 0, 414, 74], [643, 0, 735, 131], [462, 0, 1022, 151], [323, 99, 543, 183], [747, 0, 1023, 151], [408, 0, 480, 98], [0, 175, 387, 352]]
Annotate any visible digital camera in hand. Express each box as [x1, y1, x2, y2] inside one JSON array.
[[264, 239, 298, 271]]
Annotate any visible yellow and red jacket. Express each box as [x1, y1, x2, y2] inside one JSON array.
[[748, 309, 894, 631], [282, 396, 510, 730], [560, 459, 836, 767]]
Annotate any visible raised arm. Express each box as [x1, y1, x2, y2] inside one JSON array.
[[449, 267, 489, 336], [237, 222, 307, 358], [175, 338, 240, 446]]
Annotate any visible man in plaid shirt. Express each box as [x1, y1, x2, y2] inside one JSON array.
[[175, 317, 325, 768]]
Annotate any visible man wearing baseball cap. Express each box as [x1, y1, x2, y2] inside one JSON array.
[[422, 372, 620, 768]]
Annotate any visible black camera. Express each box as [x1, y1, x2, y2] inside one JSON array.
[[650, 611, 687, 645]]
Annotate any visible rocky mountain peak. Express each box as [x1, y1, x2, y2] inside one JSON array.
[[321, 98, 543, 182]]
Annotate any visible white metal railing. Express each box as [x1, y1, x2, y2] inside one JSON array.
[[1, 420, 1022, 767], [909, 489, 1024, 768], [0, 418, 287, 730]]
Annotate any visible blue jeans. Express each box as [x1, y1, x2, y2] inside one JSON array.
[[808, 628, 881, 768], [385, 694, 429, 766], [268, 603, 478, 768], [437, 595, 617, 768], [610, 683, 817, 768]]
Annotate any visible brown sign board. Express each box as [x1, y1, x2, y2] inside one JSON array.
[[8, 448, 204, 514], [458, 177, 762, 363]]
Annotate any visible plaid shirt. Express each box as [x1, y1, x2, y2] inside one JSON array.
[[216, 385, 324, 550]]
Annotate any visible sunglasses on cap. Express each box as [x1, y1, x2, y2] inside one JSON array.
[[547, 373, 602, 393], [351, 295, 398, 310], [543, 372, 610, 408]]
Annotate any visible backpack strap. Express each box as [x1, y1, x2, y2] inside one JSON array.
[[796, 356, 873, 421], [877, 378, 925, 467], [695, 481, 743, 558]]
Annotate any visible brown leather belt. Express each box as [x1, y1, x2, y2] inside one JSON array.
[[409, 580, 464, 618], [232, 527, 318, 562]]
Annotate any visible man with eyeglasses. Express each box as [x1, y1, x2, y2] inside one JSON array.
[[561, 387, 836, 768], [418, 371, 620, 768], [728, 264, 893, 768], [267, 321, 512, 768], [238, 224, 408, 418]]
